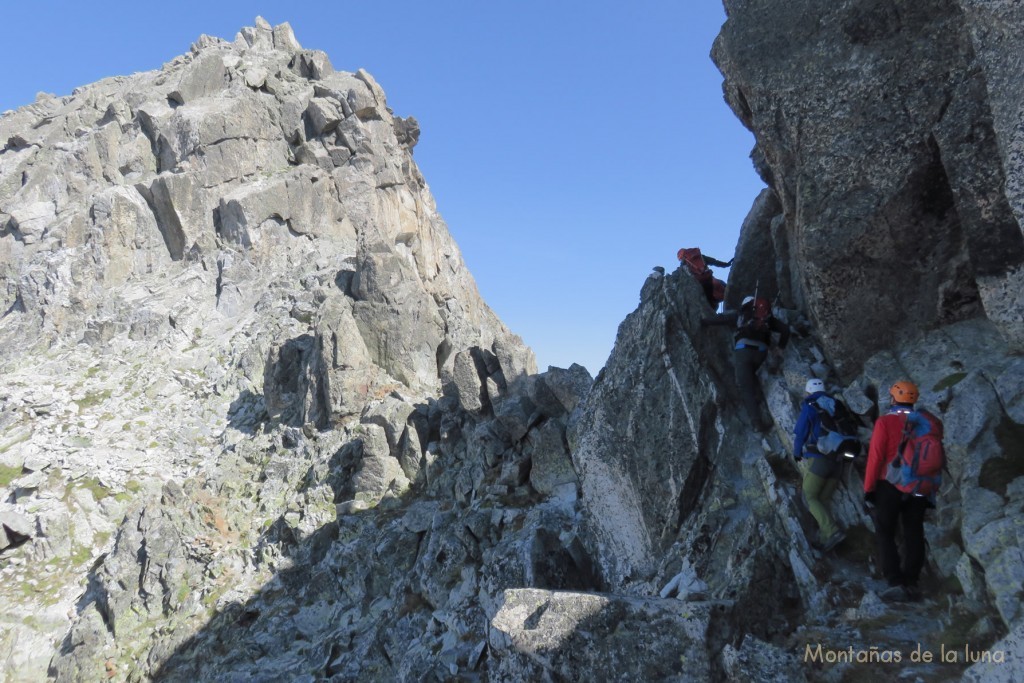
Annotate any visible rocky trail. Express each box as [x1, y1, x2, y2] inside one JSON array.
[[759, 444, 973, 683]]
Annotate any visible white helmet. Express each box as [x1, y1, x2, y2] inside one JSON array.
[[805, 378, 825, 394], [741, 296, 755, 307]]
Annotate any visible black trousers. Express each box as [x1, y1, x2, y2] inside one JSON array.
[[700, 279, 716, 308], [874, 480, 929, 587]]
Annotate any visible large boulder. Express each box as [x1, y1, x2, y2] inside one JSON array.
[[569, 270, 744, 588], [714, 0, 1024, 378], [488, 589, 715, 682]]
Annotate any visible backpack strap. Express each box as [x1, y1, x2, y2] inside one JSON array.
[[812, 395, 836, 415], [890, 412, 913, 468]]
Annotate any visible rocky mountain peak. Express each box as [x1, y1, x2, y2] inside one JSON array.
[[1, 19, 544, 678], [0, 15, 533, 390]]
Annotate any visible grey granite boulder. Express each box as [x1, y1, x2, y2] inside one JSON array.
[[488, 588, 714, 682]]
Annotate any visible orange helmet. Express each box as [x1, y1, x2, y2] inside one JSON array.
[[889, 380, 919, 405]]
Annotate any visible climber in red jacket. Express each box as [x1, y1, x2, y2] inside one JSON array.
[[864, 380, 927, 603], [678, 247, 731, 309]]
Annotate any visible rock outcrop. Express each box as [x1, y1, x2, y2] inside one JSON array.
[[0, 17, 546, 681], [2, 4, 1023, 682], [713, 0, 1024, 377]]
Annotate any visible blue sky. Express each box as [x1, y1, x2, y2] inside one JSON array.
[[1, 2, 763, 374]]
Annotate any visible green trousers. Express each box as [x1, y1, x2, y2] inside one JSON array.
[[802, 460, 839, 542]]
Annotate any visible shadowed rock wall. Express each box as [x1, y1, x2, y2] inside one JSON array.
[[714, 0, 1024, 378]]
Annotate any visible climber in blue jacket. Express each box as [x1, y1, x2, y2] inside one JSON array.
[[793, 378, 845, 553]]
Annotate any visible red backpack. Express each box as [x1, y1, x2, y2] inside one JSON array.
[[737, 297, 772, 334], [679, 247, 728, 306], [710, 278, 726, 304], [885, 410, 945, 499], [678, 248, 712, 283]]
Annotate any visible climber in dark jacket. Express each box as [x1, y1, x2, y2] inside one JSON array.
[[700, 255, 733, 269], [793, 378, 845, 552], [701, 295, 789, 432]]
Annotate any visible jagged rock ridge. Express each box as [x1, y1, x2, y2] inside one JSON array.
[[0, 16, 557, 681]]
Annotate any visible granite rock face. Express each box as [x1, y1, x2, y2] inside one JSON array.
[[702, 1, 1024, 680], [0, 17, 526, 398], [713, 0, 1024, 375], [0, 17, 546, 682]]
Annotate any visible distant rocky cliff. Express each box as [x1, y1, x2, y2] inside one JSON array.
[[0, 17, 543, 681], [1, 5, 1023, 682]]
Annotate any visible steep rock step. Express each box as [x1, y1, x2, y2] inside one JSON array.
[[754, 446, 979, 682]]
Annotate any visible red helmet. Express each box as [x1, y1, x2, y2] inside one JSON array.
[[889, 380, 919, 405]]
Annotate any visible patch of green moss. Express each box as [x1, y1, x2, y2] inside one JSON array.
[[933, 372, 968, 392], [201, 584, 228, 610], [69, 544, 93, 567], [75, 389, 112, 410], [852, 610, 905, 636], [17, 573, 68, 606], [0, 463, 24, 487], [85, 366, 100, 378], [83, 478, 110, 501], [65, 477, 111, 502], [126, 480, 142, 493]]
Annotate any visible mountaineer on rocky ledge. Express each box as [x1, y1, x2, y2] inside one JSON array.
[[700, 293, 789, 432]]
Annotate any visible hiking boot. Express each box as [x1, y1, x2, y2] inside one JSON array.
[[821, 530, 846, 553]]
